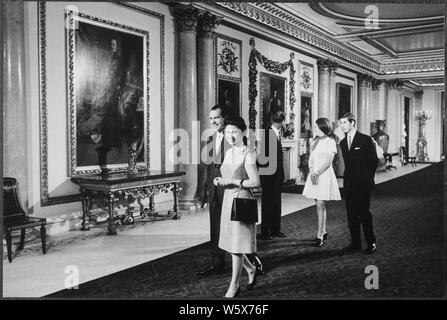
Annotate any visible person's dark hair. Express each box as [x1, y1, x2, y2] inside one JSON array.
[[224, 115, 248, 145], [316, 117, 336, 140], [210, 104, 226, 118], [340, 112, 356, 126], [272, 111, 285, 124]]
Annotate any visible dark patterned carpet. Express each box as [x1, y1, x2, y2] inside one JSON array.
[[49, 163, 444, 298]]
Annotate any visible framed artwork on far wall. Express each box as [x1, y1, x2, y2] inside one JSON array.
[[217, 79, 240, 117], [260, 72, 287, 130], [66, 10, 150, 176]]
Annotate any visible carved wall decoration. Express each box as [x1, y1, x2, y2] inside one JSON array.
[[300, 63, 313, 92], [215, 34, 241, 79]]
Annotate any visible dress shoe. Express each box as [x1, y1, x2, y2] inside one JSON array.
[[195, 265, 223, 276], [314, 238, 323, 247], [364, 243, 377, 254], [342, 244, 362, 253], [272, 232, 286, 238], [247, 267, 260, 290], [224, 287, 240, 298], [257, 233, 272, 240]]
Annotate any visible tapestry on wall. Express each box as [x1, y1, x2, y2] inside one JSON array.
[[66, 10, 150, 175]]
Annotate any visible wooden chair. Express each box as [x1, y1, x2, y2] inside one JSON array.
[[3, 177, 47, 262]]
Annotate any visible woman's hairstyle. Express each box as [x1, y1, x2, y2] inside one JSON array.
[[224, 115, 248, 145], [316, 117, 336, 140]]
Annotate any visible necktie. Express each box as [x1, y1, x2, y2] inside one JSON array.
[[348, 135, 352, 150]]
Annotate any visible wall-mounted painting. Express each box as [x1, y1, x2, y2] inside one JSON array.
[[215, 34, 242, 80], [336, 83, 352, 119], [66, 10, 150, 176], [217, 79, 240, 117], [300, 95, 312, 136], [260, 72, 286, 129], [300, 62, 313, 93]]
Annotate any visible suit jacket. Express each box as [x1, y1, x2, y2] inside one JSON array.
[[204, 132, 231, 203], [257, 128, 284, 181], [340, 131, 379, 191]]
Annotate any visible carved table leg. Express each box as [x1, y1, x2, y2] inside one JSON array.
[[80, 189, 90, 231], [149, 194, 155, 218], [107, 194, 117, 235], [172, 183, 180, 220]]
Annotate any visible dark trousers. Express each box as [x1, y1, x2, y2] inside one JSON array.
[[209, 191, 225, 267], [345, 187, 376, 246], [261, 174, 283, 235]]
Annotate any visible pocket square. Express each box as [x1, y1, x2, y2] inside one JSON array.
[[355, 147, 360, 150]]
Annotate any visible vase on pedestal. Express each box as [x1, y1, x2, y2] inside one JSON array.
[[372, 120, 390, 154]]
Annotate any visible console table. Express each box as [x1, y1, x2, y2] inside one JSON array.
[[71, 170, 185, 235]]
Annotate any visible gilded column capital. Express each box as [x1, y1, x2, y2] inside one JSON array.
[[387, 78, 404, 91], [357, 73, 373, 87], [415, 90, 424, 99], [317, 59, 338, 73], [371, 78, 383, 91], [173, 4, 199, 33], [197, 11, 221, 37]]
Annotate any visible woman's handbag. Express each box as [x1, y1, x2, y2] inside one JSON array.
[[231, 180, 258, 224]]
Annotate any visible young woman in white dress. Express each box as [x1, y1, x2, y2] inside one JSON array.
[[214, 116, 261, 298], [302, 118, 341, 247]]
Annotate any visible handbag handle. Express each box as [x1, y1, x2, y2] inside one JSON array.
[[236, 179, 254, 199]]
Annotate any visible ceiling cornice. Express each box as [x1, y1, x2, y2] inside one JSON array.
[[215, 2, 382, 73]]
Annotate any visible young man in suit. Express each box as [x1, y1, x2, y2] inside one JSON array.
[[339, 113, 379, 254], [258, 111, 286, 240], [196, 105, 263, 275]]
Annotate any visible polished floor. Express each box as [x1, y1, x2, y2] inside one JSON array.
[[2, 164, 432, 297]]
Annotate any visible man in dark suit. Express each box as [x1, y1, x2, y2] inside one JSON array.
[[258, 111, 286, 240], [339, 112, 378, 254], [195, 105, 228, 276]]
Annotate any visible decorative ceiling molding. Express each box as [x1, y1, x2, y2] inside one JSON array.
[[216, 2, 381, 73], [316, 3, 444, 23], [380, 57, 444, 75]]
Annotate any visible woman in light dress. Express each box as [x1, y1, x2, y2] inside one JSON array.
[[302, 118, 341, 247], [214, 116, 261, 298]]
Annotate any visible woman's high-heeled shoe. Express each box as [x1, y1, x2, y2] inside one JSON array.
[[247, 267, 260, 290], [314, 233, 328, 242], [314, 238, 324, 247], [224, 287, 240, 298]]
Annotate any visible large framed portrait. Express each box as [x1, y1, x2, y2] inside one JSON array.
[[217, 79, 240, 117], [66, 10, 150, 176], [260, 72, 286, 130]]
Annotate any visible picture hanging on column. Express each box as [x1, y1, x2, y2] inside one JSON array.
[[215, 34, 242, 80], [65, 10, 150, 176], [260, 72, 287, 130], [217, 79, 240, 117]]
